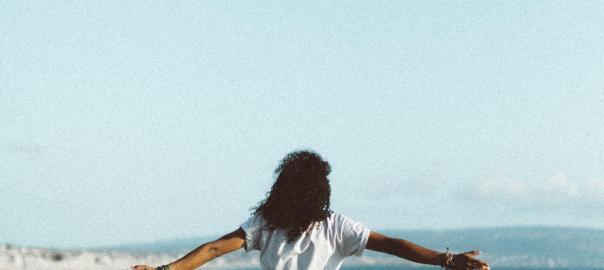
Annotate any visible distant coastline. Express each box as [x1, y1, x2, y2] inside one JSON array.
[[3, 226, 603, 269]]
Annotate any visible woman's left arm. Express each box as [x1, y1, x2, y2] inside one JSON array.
[[131, 228, 246, 270], [366, 231, 489, 270]]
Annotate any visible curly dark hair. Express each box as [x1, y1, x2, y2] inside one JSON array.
[[252, 150, 332, 242]]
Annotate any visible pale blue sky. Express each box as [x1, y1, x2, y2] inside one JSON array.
[[1, 1, 603, 249]]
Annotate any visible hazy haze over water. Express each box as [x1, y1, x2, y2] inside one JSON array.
[[1, 1, 603, 249]]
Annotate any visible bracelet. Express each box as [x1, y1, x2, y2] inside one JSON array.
[[441, 247, 454, 270], [156, 265, 170, 270]]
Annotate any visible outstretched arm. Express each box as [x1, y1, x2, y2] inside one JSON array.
[[132, 228, 246, 270], [366, 231, 489, 270]]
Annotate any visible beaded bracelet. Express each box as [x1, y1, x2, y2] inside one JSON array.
[[441, 247, 454, 270]]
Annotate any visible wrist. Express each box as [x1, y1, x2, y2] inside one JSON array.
[[440, 248, 454, 269], [437, 252, 447, 266]]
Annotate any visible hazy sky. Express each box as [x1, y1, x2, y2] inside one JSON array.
[[2, 1, 603, 249]]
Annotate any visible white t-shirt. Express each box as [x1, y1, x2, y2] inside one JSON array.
[[239, 212, 371, 270]]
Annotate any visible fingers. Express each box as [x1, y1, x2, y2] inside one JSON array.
[[461, 264, 489, 270], [461, 250, 480, 256], [463, 267, 489, 270], [470, 260, 488, 268], [454, 251, 489, 270], [468, 257, 490, 270]]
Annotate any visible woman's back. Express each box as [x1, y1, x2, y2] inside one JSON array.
[[241, 212, 370, 270], [131, 150, 489, 270]]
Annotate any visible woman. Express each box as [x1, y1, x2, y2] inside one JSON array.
[[132, 150, 489, 270]]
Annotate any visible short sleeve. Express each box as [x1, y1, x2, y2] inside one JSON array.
[[336, 214, 371, 257], [239, 214, 264, 252]]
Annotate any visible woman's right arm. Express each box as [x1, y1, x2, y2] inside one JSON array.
[[131, 228, 246, 270], [366, 231, 489, 270]]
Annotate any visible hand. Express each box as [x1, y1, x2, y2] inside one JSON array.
[[131, 265, 155, 270], [452, 250, 490, 270]]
